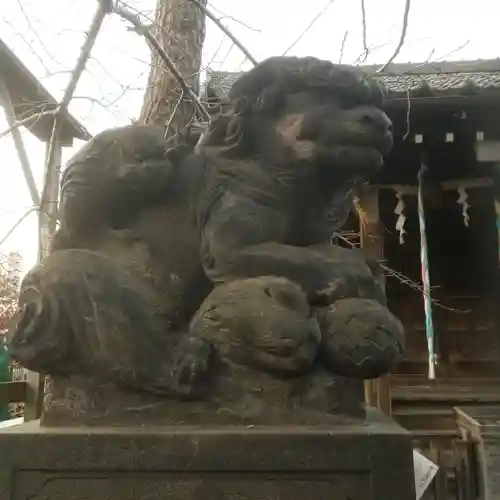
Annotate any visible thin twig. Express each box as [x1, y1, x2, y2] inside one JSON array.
[[0, 109, 56, 139], [120, 1, 199, 62], [283, 0, 337, 56], [207, 4, 261, 33], [187, 0, 257, 66], [359, 0, 369, 64], [377, 0, 412, 73], [0, 208, 37, 248], [339, 31, 349, 63], [386, 46, 434, 141], [114, 4, 211, 123]]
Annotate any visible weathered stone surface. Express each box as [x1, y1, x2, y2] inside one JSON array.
[[0, 410, 415, 500], [41, 371, 365, 426], [7, 55, 404, 424]]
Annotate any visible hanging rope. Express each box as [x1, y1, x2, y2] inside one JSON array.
[[417, 163, 437, 379]]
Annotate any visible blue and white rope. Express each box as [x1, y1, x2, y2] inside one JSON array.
[[417, 164, 436, 379]]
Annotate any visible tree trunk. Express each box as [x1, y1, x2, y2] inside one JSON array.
[[140, 0, 207, 142]]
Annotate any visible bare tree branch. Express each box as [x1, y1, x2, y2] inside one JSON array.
[[339, 30, 349, 63], [283, 0, 337, 56], [165, 92, 185, 139], [114, 4, 211, 123], [0, 208, 37, 248], [206, 4, 261, 33], [377, 0, 412, 73], [39, 0, 112, 257], [0, 109, 56, 140], [359, 0, 369, 64], [187, 0, 257, 66]]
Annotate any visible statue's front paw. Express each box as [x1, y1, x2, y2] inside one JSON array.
[[190, 276, 321, 375], [317, 298, 404, 379], [169, 337, 214, 399]]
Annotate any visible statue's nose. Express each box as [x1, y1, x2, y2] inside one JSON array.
[[350, 106, 393, 135]]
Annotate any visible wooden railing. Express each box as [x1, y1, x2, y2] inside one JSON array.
[[1, 363, 30, 420], [454, 406, 500, 500]]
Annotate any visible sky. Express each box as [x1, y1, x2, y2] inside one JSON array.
[[0, 0, 499, 273]]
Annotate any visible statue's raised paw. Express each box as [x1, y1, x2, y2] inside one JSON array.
[[317, 298, 404, 379], [190, 276, 321, 375]]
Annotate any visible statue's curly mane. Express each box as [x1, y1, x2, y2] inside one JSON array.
[[200, 56, 386, 158]]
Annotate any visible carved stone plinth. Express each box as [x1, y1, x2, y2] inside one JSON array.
[[0, 409, 415, 500]]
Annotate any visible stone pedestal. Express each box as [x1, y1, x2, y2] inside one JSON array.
[[0, 409, 415, 500]]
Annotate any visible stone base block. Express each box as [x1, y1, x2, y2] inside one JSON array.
[[0, 410, 415, 499]]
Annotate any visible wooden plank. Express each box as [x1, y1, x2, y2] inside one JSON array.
[[392, 375, 500, 387], [0, 381, 26, 403], [392, 378, 500, 404], [411, 430, 457, 438], [458, 437, 478, 500], [480, 437, 500, 498], [394, 410, 455, 433], [393, 389, 500, 403]]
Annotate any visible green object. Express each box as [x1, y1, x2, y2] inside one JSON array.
[[0, 342, 11, 421]]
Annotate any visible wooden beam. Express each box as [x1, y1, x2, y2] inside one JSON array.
[[357, 184, 392, 415]]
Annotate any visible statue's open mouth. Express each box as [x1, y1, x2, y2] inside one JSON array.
[[372, 130, 394, 157], [337, 128, 393, 159], [310, 119, 393, 165]]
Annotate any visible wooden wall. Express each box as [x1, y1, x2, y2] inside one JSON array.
[[377, 183, 500, 499], [381, 186, 500, 379]]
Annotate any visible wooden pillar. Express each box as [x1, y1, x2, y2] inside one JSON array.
[[357, 184, 392, 415]]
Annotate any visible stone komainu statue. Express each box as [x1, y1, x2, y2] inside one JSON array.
[[8, 56, 404, 425]]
